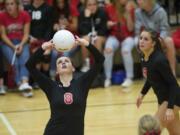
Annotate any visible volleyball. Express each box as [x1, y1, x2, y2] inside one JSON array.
[[52, 30, 75, 52]]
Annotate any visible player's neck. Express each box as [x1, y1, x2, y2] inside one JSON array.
[[144, 48, 154, 61], [59, 74, 73, 87], [9, 11, 18, 18]]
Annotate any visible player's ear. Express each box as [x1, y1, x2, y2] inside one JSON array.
[[72, 67, 75, 72]]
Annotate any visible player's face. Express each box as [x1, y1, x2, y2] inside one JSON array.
[[86, 0, 98, 14], [5, 0, 18, 15], [139, 31, 154, 53], [56, 57, 74, 74]]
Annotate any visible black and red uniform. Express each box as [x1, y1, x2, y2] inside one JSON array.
[[26, 44, 104, 135], [141, 50, 180, 109]]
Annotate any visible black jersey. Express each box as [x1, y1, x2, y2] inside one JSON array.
[[141, 50, 180, 109], [78, 8, 108, 37], [24, 3, 53, 40], [26, 45, 104, 135]]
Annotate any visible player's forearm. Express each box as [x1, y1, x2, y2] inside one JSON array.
[[86, 44, 105, 64], [26, 47, 44, 69]]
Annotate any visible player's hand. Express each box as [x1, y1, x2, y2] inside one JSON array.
[[165, 109, 174, 122], [136, 93, 144, 108], [41, 40, 54, 55], [75, 36, 89, 47]]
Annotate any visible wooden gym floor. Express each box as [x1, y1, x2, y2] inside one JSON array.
[[0, 79, 179, 135]]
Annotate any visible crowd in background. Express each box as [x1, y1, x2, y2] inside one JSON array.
[[0, 0, 179, 97]]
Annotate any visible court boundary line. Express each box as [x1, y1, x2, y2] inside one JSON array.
[[0, 100, 156, 114], [0, 113, 17, 135]]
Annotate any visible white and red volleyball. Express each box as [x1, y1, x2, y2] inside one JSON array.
[[52, 30, 75, 52]]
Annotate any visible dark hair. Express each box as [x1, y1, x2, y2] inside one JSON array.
[[145, 29, 163, 52], [52, 0, 70, 23]]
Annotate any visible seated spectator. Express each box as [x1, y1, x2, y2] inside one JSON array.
[[52, 0, 79, 33], [135, 0, 176, 76], [103, 0, 136, 88], [24, 0, 53, 87], [0, 0, 33, 97], [78, 0, 108, 72], [138, 114, 161, 135]]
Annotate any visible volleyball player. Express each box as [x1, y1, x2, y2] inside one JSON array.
[[136, 29, 180, 135], [26, 37, 104, 135]]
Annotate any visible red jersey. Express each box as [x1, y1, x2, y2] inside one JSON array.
[[105, 4, 134, 41], [0, 10, 31, 40], [172, 28, 180, 48], [69, 0, 80, 16]]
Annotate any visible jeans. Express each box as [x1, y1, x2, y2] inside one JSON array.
[[1, 40, 30, 85], [104, 36, 135, 79]]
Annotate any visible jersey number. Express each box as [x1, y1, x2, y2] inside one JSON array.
[[64, 92, 73, 105], [32, 11, 42, 20]]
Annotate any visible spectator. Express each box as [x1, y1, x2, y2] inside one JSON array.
[[0, 0, 33, 97], [135, 0, 176, 76], [103, 0, 136, 88], [78, 0, 108, 72], [24, 0, 53, 87], [52, 0, 79, 33], [138, 114, 161, 135]]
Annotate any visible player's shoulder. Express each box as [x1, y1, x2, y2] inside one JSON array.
[[154, 51, 167, 64]]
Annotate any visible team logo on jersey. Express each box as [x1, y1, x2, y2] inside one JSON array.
[[64, 92, 73, 105], [142, 67, 147, 78]]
